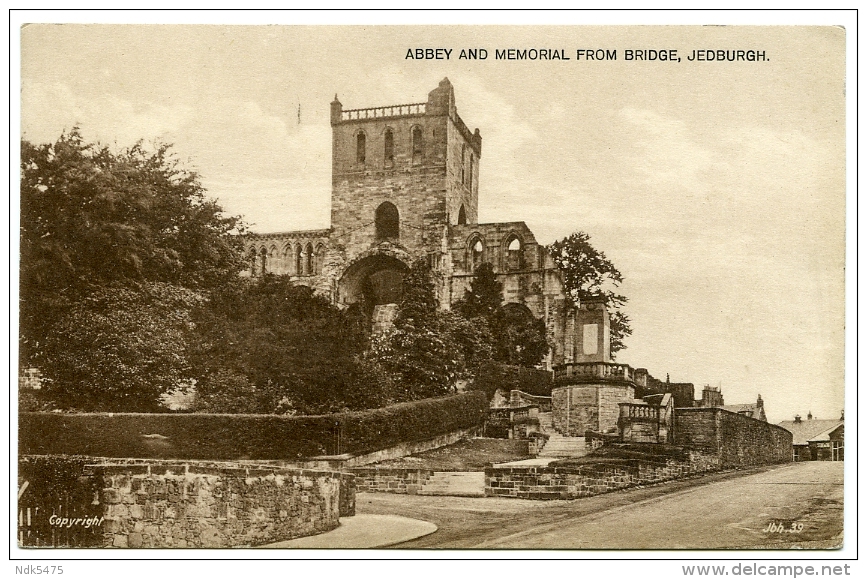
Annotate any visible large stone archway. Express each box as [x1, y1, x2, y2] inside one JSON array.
[[337, 252, 410, 309]]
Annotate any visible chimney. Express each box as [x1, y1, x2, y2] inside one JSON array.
[[807, 411, 813, 420], [756, 394, 763, 408], [794, 414, 801, 423]]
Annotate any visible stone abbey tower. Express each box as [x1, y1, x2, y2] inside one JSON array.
[[244, 78, 608, 369]]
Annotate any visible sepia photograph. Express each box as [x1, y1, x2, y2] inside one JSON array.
[[13, 15, 852, 561]]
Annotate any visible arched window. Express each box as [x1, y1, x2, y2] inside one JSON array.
[[249, 247, 258, 276], [295, 244, 303, 276], [375, 202, 399, 240], [505, 236, 523, 271], [356, 131, 366, 164], [384, 129, 394, 168], [314, 243, 325, 275], [259, 247, 268, 275], [470, 237, 484, 270], [457, 205, 467, 225], [460, 144, 466, 185], [283, 243, 292, 269], [469, 154, 475, 189], [412, 126, 423, 165], [305, 243, 314, 276]]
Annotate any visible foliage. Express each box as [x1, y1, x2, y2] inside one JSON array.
[[470, 361, 554, 400], [547, 232, 632, 355], [453, 262, 549, 368], [493, 305, 550, 366], [453, 262, 503, 321], [20, 129, 246, 409], [369, 260, 469, 398], [37, 282, 200, 412], [19, 392, 489, 459], [189, 275, 388, 414]]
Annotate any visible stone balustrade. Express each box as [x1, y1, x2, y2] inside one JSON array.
[[553, 362, 635, 384], [341, 102, 426, 121], [619, 402, 660, 422]]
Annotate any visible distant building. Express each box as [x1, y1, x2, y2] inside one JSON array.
[[721, 394, 766, 422], [776, 413, 844, 461], [696, 385, 724, 408]]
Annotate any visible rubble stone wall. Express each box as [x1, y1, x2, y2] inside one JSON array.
[[19, 457, 353, 548], [674, 408, 792, 466], [485, 451, 720, 500]]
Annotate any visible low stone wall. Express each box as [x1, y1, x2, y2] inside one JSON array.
[[509, 390, 552, 412], [350, 467, 434, 495], [298, 426, 480, 469], [18, 456, 354, 548], [674, 408, 792, 467], [485, 451, 720, 500]]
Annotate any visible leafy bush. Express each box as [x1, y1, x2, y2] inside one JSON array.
[[19, 392, 489, 460], [189, 276, 386, 414]]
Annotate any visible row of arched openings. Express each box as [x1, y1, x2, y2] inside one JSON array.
[[249, 242, 325, 277], [357, 126, 424, 167], [467, 233, 524, 272]]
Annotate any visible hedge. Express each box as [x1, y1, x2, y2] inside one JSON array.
[[19, 391, 488, 461], [471, 362, 553, 399]]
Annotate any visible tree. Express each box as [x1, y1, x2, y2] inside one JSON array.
[[189, 275, 388, 414], [369, 260, 464, 399], [453, 262, 503, 321], [38, 282, 200, 411], [493, 304, 550, 367], [453, 262, 549, 368], [547, 232, 632, 355], [20, 130, 246, 409]]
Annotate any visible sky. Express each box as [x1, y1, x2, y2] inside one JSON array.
[[19, 24, 847, 424]]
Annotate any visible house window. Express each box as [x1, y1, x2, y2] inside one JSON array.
[[375, 202, 399, 239], [356, 132, 366, 164], [384, 129, 394, 168], [412, 126, 423, 165]]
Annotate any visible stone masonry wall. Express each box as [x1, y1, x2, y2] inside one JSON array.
[[674, 408, 792, 467], [485, 450, 720, 500], [19, 457, 353, 548], [96, 462, 348, 548], [350, 467, 434, 495], [552, 384, 635, 436]]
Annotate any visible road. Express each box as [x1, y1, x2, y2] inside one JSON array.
[[357, 461, 843, 549]]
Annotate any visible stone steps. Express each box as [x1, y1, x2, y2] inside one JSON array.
[[536, 412, 589, 459], [417, 471, 485, 497]]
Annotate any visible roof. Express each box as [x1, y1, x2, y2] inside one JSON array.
[[722, 404, 756, 414], [721, 403, 766, 421], [776, 419, 843, 446], [806, 423, 844, 443]]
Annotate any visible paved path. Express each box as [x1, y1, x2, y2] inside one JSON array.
[[261, 514, 437, 549], [359, 462, 843, 549]]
